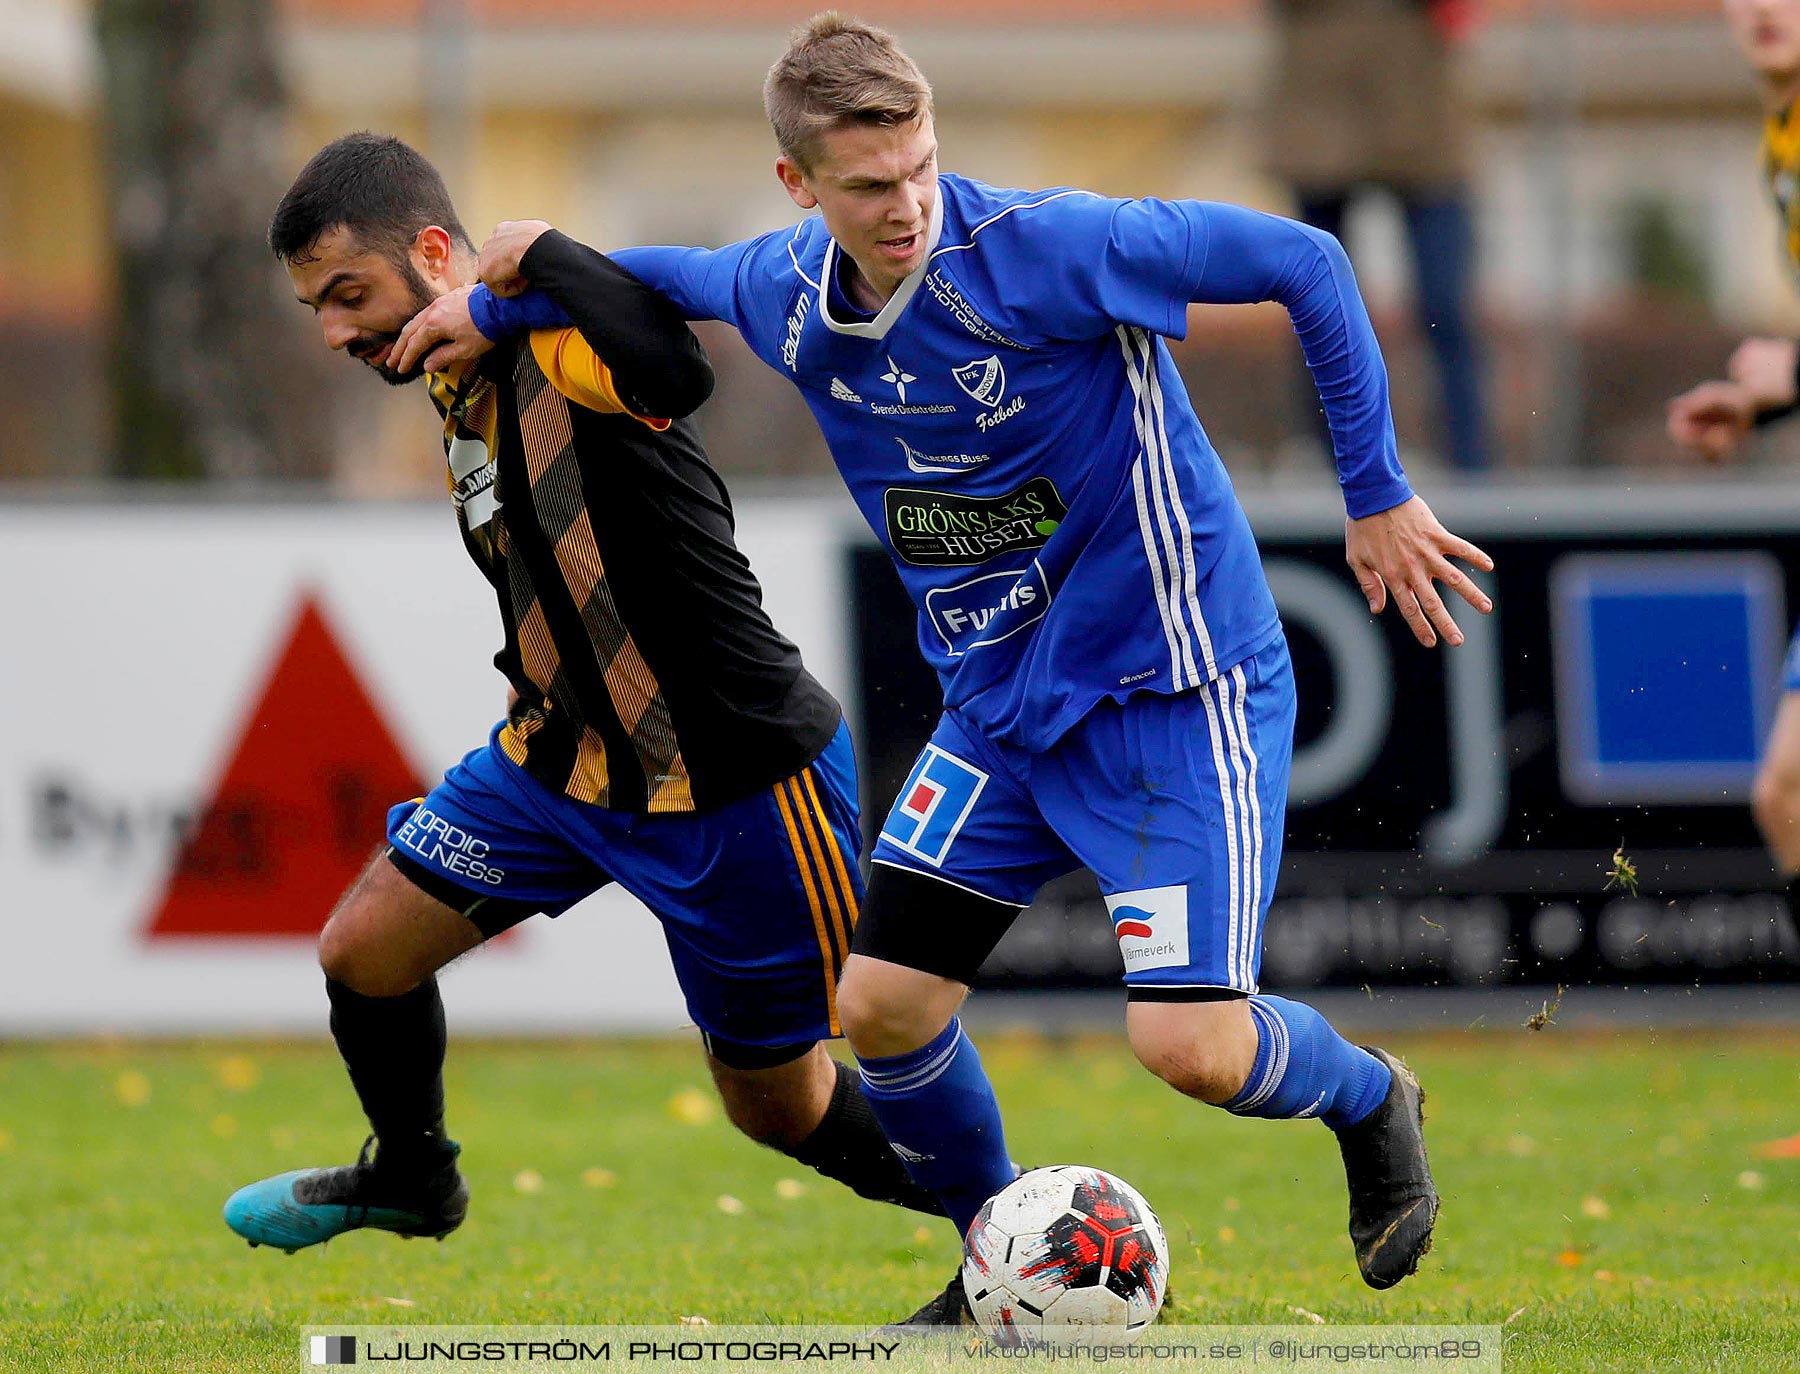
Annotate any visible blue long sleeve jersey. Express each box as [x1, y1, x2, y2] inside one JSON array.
[[473, 175, 1412, 750]]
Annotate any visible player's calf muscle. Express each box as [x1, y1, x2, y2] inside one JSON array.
[[706, 1046, 834, 1147]]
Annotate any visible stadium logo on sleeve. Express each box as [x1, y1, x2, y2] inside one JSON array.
[[879, 745, 989, 867], [1104, 886, 1190, 972], [782, 294, 811, 371]]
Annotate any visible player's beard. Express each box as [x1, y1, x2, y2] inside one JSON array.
[[347, 259, 438, 387]]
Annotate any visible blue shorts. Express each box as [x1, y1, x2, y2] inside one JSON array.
[[386, 720, 863, 1047], [1785, 625, 1800, 693], [872, 637, 1294, 993]]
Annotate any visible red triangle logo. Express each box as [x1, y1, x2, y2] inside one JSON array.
[[145, 590, 427, 939]]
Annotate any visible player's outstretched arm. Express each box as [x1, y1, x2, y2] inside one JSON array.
[[1345, 496, 1494, 649], [393, 221, 714, 419], [489, 221, 714, 420], [1667, 380, 1758, 463], [1666, 337, 1798, 462]]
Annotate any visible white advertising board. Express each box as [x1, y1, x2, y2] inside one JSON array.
[[0, 495, 860, 1035]]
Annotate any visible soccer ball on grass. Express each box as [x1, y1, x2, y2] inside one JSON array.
[[962, 1165, 1169, 1343]]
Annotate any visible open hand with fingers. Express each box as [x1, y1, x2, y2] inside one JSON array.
[[1345, 495, 1494, 648]]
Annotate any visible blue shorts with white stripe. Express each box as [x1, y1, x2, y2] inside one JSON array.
[[871, 631, 1294, 993]]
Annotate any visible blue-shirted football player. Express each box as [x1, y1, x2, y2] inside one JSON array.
[[396, 11, 1495, 1326]]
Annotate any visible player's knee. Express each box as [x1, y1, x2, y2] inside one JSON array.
[[1128, 1018, 1255, 1106], [318, 920, 423, 998], [836, 973, 941, 1058]]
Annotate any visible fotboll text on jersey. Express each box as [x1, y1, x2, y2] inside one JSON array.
[[975, 395, 1027, 432]]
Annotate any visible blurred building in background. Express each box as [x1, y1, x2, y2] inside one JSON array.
[[8, 1, 1800, 1033], [3, 0, 1798, 488]]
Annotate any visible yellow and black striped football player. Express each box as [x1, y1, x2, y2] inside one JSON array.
[[224, 132, 941, 1255]]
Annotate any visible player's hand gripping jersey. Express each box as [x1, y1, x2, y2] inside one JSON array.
[[481, 177, 1413, 747]]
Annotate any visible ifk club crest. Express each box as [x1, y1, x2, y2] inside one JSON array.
[[953, 356, 1006, 408]]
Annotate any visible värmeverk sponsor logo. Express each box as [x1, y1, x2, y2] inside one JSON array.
[[1104, 887, 1191, 972], [897, 437, 992, 475]]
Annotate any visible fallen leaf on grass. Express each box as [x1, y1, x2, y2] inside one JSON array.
[[667, 1088, 717, 1125], [215, 1056, 259, 1092], [116, 1071, 151, 1107]]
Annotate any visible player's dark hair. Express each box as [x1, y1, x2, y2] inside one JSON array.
[[269, 132, 473, 268]]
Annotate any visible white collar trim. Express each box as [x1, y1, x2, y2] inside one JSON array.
[[818, 193, 943, 340]]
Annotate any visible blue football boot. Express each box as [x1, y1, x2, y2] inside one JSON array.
[[224, 1135, 468, 1253]]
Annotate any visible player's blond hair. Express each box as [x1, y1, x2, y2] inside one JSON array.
[[763, 13, 933, 170]]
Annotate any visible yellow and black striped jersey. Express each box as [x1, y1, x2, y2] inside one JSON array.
[[1763, 100, 1800, 280], [428, 232, 840, 814]]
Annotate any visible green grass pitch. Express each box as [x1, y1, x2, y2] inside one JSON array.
[[2, 1028, 1796, 1372]]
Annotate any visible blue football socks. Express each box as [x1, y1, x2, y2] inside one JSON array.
[[1223, 995, 1392, 1131], [856, 1017, 1017, 1238]]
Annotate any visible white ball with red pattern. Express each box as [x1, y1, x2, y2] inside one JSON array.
[[961, 1165, 1169, 1344]]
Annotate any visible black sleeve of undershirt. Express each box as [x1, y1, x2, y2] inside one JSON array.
[[517, 228, 715, 420]]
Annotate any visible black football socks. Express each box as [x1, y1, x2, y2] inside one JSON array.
[[784, 1057, 946, 1217], [325, 976, 455, 1172]]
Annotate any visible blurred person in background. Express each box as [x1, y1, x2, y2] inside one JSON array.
[[1665, 0, 1800, 1160], [223, 132, 945, 1255], [1264, 0, 1492, 473]]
